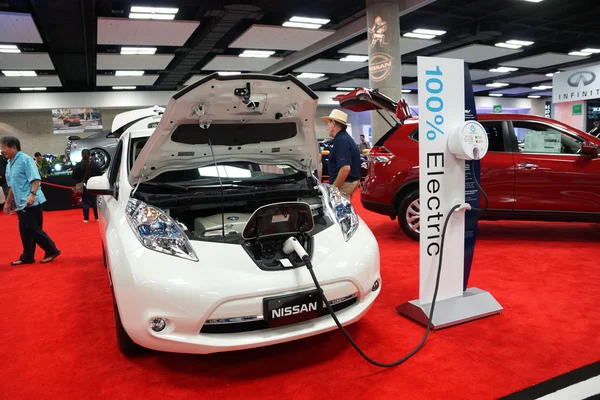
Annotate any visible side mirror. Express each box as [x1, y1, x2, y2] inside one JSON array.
[[87, 175, 113, 195], [581, 141, 599, 157]]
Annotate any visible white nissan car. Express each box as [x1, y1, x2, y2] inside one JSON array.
[[88, 74, 381, 356]]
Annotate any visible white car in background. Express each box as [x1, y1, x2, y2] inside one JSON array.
[[88, 74, 381, 356]]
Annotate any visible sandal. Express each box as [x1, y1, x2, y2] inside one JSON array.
[[41, 250, 62, 264], [11, 259, 35, 266]]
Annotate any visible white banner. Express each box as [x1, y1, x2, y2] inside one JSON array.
[[418, 57, 466, 305], [553, 65, 600, 104]]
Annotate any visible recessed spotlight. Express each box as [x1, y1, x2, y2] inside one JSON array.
[[340, 55, 369, 62], [495, 42, 522, 49], [120, 47, 157, 55], [523, 0, 543, 2], [581, 48, 600, 53], [217, 71, 242, 76], [403, 32, 435, 40], [532, 85, 552, 90], [528, 95, 541, 99], [112, 86, 137, 90], [486, 83, 509, 88], [413, 28, 446, 36], [489, 67, 518, 73], [402, 89, 412, 93], [282, 21, 322, 29], [0, 44, 20, 53], [297, 73, 325, 79], [289, 16, 330, 25], [20, 87, 46, 91], [489, 94, 503, 97], [2, 70, 37, 77], [569, 51, 591, 57], [115, 70, 144, 76], [336, 87, 355, 91], [506, 40, 534, 46]]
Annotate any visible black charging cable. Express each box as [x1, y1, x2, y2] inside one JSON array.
[[295, 160, 490, 368]]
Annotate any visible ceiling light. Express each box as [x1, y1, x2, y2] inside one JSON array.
[[402, 89, 412, 93], [120, 47, 157, 55], [129, 13, 175, 20], [282, 21, 322, 29], [115, 70, 144, 76], [112, 86, 137, 90], [506, 40, 534, 46], [413, 28, 446, 36], [20, 87, 46, 91], [130, 6, 178, 14], [486, 83, 509, 87], [289, 16, 330, 25], [403, 32, 435, 40], [532, 85, 552, 90], [239, 50, 275, 58], [0, 44, 20, 53], [489, 94, 503, 97], [217, 71, 241, 76], [2, 70, 37, 76], [495, 42, 522, 49], [336, 87, 356, 91], [528, 95, 541, 99], [297, 73, 325, 79], [523, 0, 543, 2], [340, 55, 369, 62], [581, 48, 600, 53], [489, 67, 518, 73], [569, 51, 591, 57]]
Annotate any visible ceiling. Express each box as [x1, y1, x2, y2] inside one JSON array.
[[0, 0, 599, 100]]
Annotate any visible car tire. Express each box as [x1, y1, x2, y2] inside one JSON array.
[[112, 290, 143, 357], [397, 189, 420, 242], [91, 149, 110, 170], [101, 242, 107, 268]]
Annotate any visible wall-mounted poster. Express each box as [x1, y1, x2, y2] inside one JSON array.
[[52, 108, 103, 134]]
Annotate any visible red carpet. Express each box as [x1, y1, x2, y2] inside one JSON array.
[[1, 199, 600, 400]]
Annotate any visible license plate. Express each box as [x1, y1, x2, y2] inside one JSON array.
[[264, 290, 322, 328]]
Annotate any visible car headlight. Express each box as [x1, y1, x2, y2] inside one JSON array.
[[319, 184, 359, 241], [125, 199, 198, 262]]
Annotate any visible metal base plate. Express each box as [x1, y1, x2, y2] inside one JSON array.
[[396, 287, 503, 330]]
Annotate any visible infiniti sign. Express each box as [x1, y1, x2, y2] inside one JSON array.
[[567, 71, 596, 87]]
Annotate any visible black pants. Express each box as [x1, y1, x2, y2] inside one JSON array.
[[82, 192, 98, 221], [17, 204, 59, 263]]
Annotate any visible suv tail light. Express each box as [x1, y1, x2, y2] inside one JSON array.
[[368, 146, 395, 163]]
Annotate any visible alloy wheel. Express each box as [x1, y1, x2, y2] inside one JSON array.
[[405, 198, 420, 233]]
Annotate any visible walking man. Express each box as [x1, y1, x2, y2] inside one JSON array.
[[1, 136, 61, 266], [321, 110, 361, 199]]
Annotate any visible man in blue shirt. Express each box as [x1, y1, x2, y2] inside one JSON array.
[[321, 110, 361, 199], [1, 136, 61, 266]]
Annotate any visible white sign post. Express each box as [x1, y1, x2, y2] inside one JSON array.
[[397, 56, 503, 329]]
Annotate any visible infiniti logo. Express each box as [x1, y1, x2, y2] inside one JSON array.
[[567, 71, 596, 87]]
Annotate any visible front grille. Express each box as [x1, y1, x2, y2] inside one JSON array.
[[200, 295, 359, 334]]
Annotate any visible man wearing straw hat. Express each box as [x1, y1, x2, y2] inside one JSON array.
[[321, 109, 361, 199]]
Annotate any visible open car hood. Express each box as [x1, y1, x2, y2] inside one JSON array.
[[129, 74, 319, 185], [333, 88, 412, 121]]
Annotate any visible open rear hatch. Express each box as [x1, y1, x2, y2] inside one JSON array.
[[333, 88, 412, 121], [130, 74, 319, 186]]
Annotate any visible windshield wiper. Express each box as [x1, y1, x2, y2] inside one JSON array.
[[139, 181, 189, 191]]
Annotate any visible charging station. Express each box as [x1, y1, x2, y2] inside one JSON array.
[[396, 56, 503, 329]]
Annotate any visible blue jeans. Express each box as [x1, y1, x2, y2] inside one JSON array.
[[82, 192, 98, 221]]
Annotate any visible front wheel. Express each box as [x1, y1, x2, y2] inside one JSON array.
[[112, 291, 143, 356], [397, 189, 420, 241], [90, 148, 110, 170]]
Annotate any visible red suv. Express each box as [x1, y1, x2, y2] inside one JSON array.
[[334, 88, 600, 240]]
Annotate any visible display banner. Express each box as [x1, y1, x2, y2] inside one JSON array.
[[463, 62, 480, 291], [418, 57, 466, 305], [553, 64, 600, 104], [52, 108, 103, 134]]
